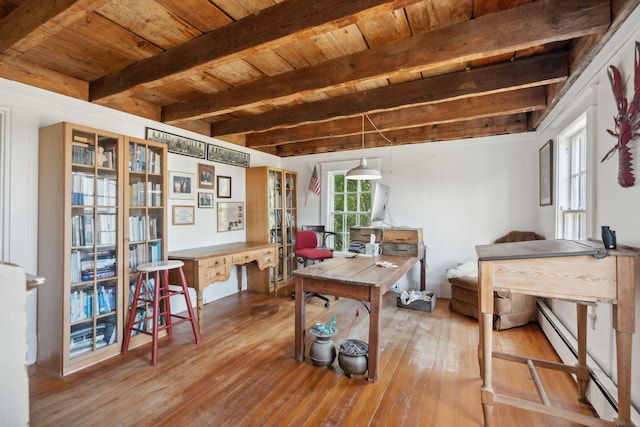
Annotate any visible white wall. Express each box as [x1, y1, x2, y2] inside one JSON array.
[[0, 78, 282, 366], [284, 132, 540, 296], [536, 6, 640, 417]]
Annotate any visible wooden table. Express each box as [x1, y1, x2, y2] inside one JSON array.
[[168, 242, 278, 332], [293, 245, 425, 382], [476, 239, 637, 427]]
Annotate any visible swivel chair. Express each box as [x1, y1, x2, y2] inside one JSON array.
[[300, 225, 337, 252], [293, 229, 333, 307]]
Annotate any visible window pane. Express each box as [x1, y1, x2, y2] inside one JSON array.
[[346, 194, 358, 211]]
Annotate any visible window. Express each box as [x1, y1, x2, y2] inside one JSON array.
[[556, 116, 587, 239], [328, 172, 372, 251]]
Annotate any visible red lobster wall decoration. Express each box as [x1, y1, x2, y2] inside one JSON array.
[[601, 41, 640, 188]]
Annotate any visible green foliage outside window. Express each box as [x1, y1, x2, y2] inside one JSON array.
[[329, 174, 372, 251]]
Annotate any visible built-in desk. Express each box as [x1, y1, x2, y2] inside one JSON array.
[[168, 242, 278, 332], [476, 239, 637, 427]]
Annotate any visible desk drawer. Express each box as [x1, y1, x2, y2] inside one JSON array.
[[202, 265, 230, 282], [205, 256, 227, 268], [232, 250, 261, 264]]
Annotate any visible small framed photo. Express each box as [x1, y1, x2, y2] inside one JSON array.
[[172, 205, 195, 225], [217, 202, 244, 231], [198, 192, 214, 208], [539, 140, 553, 206], [169, 171, 195, 199], [198, 163, 215, 189], [217, 175, 232, 198]]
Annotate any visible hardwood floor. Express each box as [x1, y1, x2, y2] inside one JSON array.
[[29, 290, 597, 426]]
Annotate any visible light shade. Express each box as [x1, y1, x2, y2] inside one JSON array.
[[345, 157, 382, 180]]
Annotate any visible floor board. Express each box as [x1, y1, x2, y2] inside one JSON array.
[[29, 291, 597, 426]]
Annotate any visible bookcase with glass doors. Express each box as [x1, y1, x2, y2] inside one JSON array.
[[246, 166, 297, 288], [37, 123, 168, 375]]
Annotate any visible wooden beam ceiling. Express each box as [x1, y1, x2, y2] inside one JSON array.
[[0, 0, 633, 157], [89, 0, 423, 101], [164, 0, 608, 128]]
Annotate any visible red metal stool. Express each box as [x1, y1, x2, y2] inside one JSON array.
[[121, 260, 200, 364]]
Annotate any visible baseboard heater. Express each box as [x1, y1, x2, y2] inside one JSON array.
[[537, 300, 640, 424]]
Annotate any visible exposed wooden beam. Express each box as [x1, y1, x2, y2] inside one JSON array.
[[89, 0, 422, 101], [215, 51, 566, 137], [165, 0, 609, 125], [247, 86, 547, 148], [0, 0, 107, 54], [274, 114, 531, 156], [0, 0, 80, 52]]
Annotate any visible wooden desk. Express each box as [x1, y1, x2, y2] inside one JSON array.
[[476, 239, 637, 427], [168, 242, 278, 332], [293, 245, 425, 382]]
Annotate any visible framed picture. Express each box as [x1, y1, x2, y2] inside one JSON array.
[[146, 128, 206, 159], [539, 139, 553, 206], [198, 192, 214, 208], [172, 205, 195, 225], [198, 163, 215, 189], [217, 175, 232, 198], [217, 202, 244, 232], [207, 143, 250, 167], [169, 171, 195, 199]]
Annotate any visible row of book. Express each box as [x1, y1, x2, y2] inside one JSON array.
[[71, 172, 117, 206], [127, 241, 162, 271], [70, 249, 117, 283], [69, 320, 117, 358], [69, 284, 116, 322], [72, 143, 94, 166], [71, 212, 117, 246], [129, 143, 162, 173], [128, 216, 160, 242], [129, 181, 162, 206]]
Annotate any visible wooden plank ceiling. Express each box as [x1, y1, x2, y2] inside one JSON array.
[[0, 0, 638, 157]]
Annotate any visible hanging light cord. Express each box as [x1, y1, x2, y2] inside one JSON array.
[[365, 114, 395, 145]]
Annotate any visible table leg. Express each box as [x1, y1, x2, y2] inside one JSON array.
[[612, 256, 635, 427], [294, 276, 306, 362], [576, 303, 589, 402], [237, 265, 243, 292], [367, 287, 382, 382], [196, 291, 204, 334], [419, 252, 426, 291], [478, 261, 494, 427]]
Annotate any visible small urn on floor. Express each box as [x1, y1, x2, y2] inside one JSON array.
[[308, 327, 337, 367], [338, 339, 368, 377]]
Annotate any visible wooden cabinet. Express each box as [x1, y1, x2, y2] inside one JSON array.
[[37, 125, 167, 375], [246, 167, 297, 287], [38, 122, 124, 375], [123, 136, 168, 350]]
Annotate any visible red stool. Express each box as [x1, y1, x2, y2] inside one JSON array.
[[121, 260, 200, 364]]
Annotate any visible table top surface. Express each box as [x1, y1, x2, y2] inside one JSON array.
[[292, 253, 420, 287], [476, 239, 637, 261], [168, 241, 276, 259]]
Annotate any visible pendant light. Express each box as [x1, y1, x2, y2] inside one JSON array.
[[346, 115, 382, 180]]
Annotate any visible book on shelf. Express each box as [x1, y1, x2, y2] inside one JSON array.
[[72, 143, 95, 166], [100, 141, 118, 168]]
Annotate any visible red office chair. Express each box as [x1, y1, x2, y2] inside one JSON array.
[[294, 230, 333, 307]]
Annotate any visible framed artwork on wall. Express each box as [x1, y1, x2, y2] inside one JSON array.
[[172, 205, 195, 225], [146, 128, 206, 159], [198, 163, 215, 189], [539, 139, 553, 206], [217, 175, 231, 198], [198, 192, 214, 208], [217, 202, 244, 231], [169, 171, 195, 199]]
